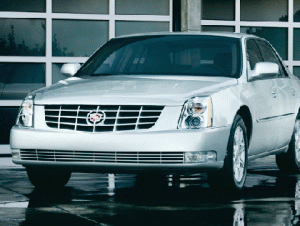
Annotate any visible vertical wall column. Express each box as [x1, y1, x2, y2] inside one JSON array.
[[181, 0, 201, 31]]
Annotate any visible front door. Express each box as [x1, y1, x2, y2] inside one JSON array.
[[243, 39, 281, 156]]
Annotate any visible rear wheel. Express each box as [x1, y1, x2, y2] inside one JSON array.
[[207, 115, 248, 192], [26, 167, 71, 189], [276, 117, 300, 173]]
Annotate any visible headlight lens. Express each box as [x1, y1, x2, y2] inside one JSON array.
[[178, 97, 213, 129], [17, 95, 35, 127]]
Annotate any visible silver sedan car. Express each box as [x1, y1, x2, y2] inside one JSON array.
[[10, 32, 300, 191]]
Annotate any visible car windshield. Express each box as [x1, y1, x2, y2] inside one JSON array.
[[76, 35, 242, 78]]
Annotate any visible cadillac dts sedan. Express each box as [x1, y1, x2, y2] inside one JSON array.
[[10, 32, 300, 191]]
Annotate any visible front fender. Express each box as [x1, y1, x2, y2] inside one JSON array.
[[211, 86, 243, 128]]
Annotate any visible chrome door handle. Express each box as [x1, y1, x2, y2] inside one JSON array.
[[292, 89, 296, 96]]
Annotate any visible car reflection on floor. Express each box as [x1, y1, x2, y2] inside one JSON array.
[[4, 171, 299, 226]]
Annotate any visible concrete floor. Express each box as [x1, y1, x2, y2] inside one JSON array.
[[1, 155, 299, 226]]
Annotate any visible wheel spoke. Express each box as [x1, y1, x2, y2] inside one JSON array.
[[297, 139, 300, 149], [240, 159, 245, 169], [295, 119, 300, 163], [233, 126, 246, 183]]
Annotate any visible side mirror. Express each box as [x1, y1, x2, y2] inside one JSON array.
[[249, 62, 279, 81], [61, 63, 81, 77]]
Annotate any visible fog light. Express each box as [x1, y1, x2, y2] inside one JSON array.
[[206, 151, 217, 162], [185, 151, 217, 163], [11, 149, 20, 159]]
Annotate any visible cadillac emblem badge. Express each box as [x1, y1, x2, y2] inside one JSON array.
[[86, 111, 105, 125]]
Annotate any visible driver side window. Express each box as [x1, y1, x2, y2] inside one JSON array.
[[246, 39, 264, 76], [256, 40, 288, 78]]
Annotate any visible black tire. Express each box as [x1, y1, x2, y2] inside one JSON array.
[[26, 167, 71, 189], [207, 115, 248, 192], [276, 116, 300, 173]]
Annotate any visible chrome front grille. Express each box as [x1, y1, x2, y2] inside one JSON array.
[[20, 150, 185, 164], [44, 105, 164, 132]]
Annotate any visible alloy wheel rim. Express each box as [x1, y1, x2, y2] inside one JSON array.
[[295, 119, 300, 163], [233, 126, 246, 183]]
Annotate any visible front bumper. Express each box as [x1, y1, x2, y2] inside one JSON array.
[[10, 126, 230, 173]]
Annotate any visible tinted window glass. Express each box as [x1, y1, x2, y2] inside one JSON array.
[[294, 29, 300, 60], [115, 21, 169, 37], [257, 40, 278, 63], [0, 63, 45, 84], [246, 39, 263, 70], [52, 64, 64, 84], [294, 67, 300, 79], [241, 0, 288, 21], [0, 0, 45, 12], [294, 0, 300, 22], [202, 26, 235, 32], [52, 0, 108, 14], [77, 35, 242, 78], [10, 64, 45, 83], [52, 20, 108, 57], [0, 63, 45, 100], [116, 0, 169, 15], [241, 27, 288, 60], [257, 40, 287, 77], [0, 19, 46, 56], [202, 0, 235, 21]]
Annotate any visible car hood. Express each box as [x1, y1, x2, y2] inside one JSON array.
[[34, 75, 238, 106]]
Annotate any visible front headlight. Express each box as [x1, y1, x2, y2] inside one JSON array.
[[178, 97, 213, 129], [16, 95, 35, 127]]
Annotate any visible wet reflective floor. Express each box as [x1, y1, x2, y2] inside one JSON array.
[[1, 156, 300, 225]]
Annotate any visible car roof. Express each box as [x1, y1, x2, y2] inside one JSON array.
[[114, 31, 258, 40]]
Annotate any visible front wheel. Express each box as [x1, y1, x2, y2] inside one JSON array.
[[26, 167, 71, 189], [207, 115, 248, 192], [276, 117, 300, 173]]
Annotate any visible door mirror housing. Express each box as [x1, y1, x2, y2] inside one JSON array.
[[61, 63, 81, 77], [249, 62, 279, 81]]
